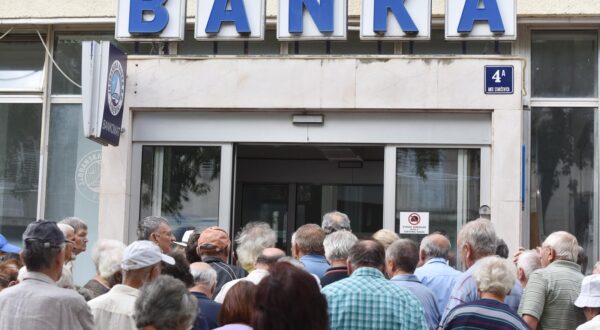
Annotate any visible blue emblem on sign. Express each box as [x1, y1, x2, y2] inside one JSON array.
[[485, 65, 513, 94], [107, 60, 125, 116]]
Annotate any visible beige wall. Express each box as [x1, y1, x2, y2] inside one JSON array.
[[2, 0, 600, 22]]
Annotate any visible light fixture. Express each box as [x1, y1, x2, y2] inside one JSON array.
[[292, 114, 324, 125]]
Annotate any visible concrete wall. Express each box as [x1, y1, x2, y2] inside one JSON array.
[[2, 0, 600, 22], [99, 56, 524, 254]]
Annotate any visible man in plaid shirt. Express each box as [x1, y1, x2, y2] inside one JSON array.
[[322, 240, 428, 330]]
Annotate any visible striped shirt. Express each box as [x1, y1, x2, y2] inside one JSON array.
[[322, 267, 428, 330], [443, 299, 529, 330], [518, 260, 586, 330]]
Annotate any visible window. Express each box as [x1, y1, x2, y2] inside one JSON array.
[[403, 29, 512, 55], [0, 104, 43, 246], [0, 36, 46, 90]]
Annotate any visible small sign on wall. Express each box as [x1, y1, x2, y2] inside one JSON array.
[[399, 212, 429, 235]]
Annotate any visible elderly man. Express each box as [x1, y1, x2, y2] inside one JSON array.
[[322, 230, 358, 287], [83, 239, 127, 300], [235, 221, 277, 272], [387, 239, 440, 330], [575, 274, 600, 330], [89, 240, 175, 329], [518, 231, 586, 330], [443, 256, 528, 330], [0, 220, 94, 330], [322, 211, 351, 234], [293, 224, 329, 278], [196, 226, 246, 297], [135, 275, 198, 330], [515, 249, 541, 288], [215, 247, 285, 303], [414, 233, 461, 312], [594, 261, 600, 275], [322, 240, 427, 329], [190, 262, 222, 329], [138, 216, 176, 253], [441, 219, 522, 324], [59, 217, 89, 256], [56, 223, 76, 289]]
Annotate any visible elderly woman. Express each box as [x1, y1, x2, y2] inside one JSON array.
[[443, 256, 528, 330], [575, 274, 600, 329], [135, 275, 198, 330], [83, 239, 126, 300]]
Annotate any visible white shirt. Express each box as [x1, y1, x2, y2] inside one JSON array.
[[88, 284, 140, 330], [577, 315, 600, 330], [214, 268, 269, 303], [0, 271, 94, 330]]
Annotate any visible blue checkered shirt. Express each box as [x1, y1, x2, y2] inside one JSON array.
[[322, 267, 428, 330]]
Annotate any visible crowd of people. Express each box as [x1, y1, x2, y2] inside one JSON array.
[[0, 211, 600, 330]]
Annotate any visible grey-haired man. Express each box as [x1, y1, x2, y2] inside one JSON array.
[[0, 220, 94, 330]]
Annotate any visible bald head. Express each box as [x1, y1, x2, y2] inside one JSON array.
[[255, 248, 285, 269], [190, 262, 217, 295], [420, 233, 451, 262], [190, 262, 212, 272]]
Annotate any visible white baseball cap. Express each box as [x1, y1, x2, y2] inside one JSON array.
[[174, 229, 195, 248], [121, 240, 175, 271], [575, 274, 600, 308]]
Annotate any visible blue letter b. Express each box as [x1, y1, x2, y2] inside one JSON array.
[[129, 0, 170, 34]]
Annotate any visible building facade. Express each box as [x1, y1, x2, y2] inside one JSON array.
[[0, 0, 599, 282]]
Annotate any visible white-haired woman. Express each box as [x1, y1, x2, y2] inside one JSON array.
[[83, 239, 126, 300], [443, 256, 528, 330]]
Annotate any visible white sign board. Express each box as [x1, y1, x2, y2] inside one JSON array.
[[361, 0, 431, 40], [446, 0, 516, 40], [196, 0, 265, 40], [116, 0, 186, 41], [277, 0, 347, 40], [399, 212, 429, 235]]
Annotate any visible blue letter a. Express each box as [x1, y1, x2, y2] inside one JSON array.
[[129, 0, 170, 34], [206, 0, 251, 34], [373, 0, 418, 34], [289, 0, 334, 34], [458, 0, 505, 33]]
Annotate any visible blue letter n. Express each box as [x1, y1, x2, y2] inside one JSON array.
[[373, 0, 418, 34], [289, 0, 334, 34], [129, 0, 170, 34], [458, 0, 505, 34], [206, 0, 251, 34]]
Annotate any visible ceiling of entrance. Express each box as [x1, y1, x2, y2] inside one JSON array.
[[236, 144, 384, 161]]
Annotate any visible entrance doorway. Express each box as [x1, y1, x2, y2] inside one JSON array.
[[233, 144, 384, 252]]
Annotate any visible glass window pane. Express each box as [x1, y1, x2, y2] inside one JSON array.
[[45, 104, 102, 284], [531, 31, 598, 98], [0, 104, 42, 247], [247, 30, 281, 55], [0, 37, 45, 90], [530, 107, 595, 272], [52, 33, 155, 94], [330, 31, 394, 55], [406, 30, 462, 55], [217, 41, 245, 55], [295, 41, 327, 54], [240, 184, 289, 249], [140, 146, 221, 240], [179, 30, 214, 55]]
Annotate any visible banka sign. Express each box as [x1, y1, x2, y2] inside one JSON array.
[[115, 0, 516, 42]]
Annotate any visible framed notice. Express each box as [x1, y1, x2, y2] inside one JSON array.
[[399, 212, 429, 235]]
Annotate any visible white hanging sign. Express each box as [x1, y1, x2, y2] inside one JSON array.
[[399, 212, 429, 235]]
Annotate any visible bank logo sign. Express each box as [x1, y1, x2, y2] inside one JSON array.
[[115, 0, 516, 41], [75, 150, 102, 202], [81, 41, 127, 146]]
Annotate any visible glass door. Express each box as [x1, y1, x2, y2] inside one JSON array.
[[393, 148, 483, 267]]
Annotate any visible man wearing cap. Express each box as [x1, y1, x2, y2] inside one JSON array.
[[88, 240, 175, 329], [0, 220, 94, 330], [575, 274, 600, 330], [196, 226, 247, 297]]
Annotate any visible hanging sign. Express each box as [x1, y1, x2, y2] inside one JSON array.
[[81, 41, 127, 146], [484, 65, 513, 94], [399, 212, 430, 235]]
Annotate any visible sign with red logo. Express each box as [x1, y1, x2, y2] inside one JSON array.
[[399, 212, 429, 235]]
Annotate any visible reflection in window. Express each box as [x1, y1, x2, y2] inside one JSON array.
[[0, 37, 45, 90], [531, 31, 598, 98], [140, 146, 221, 241], [240, 184, 289, 249], [396, 149, 480, 266], [530, 107, 595, 270], [0, 104, 42, 246]]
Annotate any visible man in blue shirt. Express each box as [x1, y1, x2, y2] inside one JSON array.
[[414, 233, 461, 312], [440, 219, 522, 325], [322, 240, 427, 330], [387, 239, 441, 330], [292, 224, 329, 279], [189, 262, 221, 329]]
